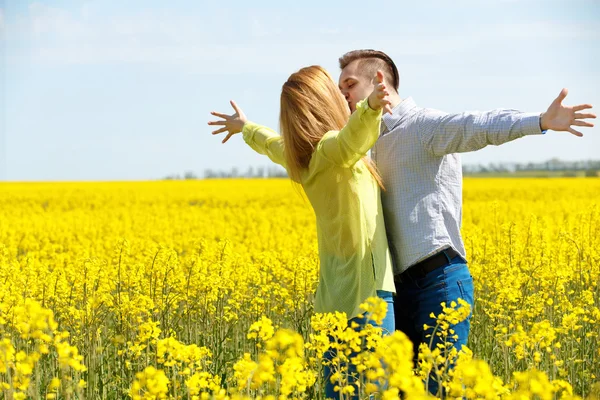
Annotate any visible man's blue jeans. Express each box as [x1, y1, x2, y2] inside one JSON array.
[[394, 253, 474, 396], [323, 290, 395, 399]]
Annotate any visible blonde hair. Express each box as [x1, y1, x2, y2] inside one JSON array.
[[279, 65, 384, 189]]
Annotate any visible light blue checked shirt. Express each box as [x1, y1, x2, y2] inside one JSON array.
[[371, 97, 545, 275]]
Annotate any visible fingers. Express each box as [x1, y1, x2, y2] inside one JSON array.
[[230, 100, 242, 115], [568, 127, 583, 137], [210, 111, 230, 119], [574, 112, 596, 119], [555, 88, 568, 104], [207, 120, 226, 126], [573, 120, 595, 128], [573, 104, 594, 112], [378, 93, 392, 114], [212, 127, 228, 135], [377, 89, 389, 99], [374, 76, 391, 113], [222, 132, 235, 144], [376, 82, 388, 98]]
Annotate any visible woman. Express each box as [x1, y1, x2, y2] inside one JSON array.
[[208, 66, 395, 398]]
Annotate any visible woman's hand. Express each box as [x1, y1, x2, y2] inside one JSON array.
[[208, 100, 248, 143], [367, 71, 392, 115]]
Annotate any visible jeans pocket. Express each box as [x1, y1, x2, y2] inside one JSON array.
[[456, 276, 474, 317], [414, 270, 446, 291]]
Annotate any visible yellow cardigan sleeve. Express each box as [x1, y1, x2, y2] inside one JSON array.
[[318, 99, 382, 167], [242, 122, 286, 168]]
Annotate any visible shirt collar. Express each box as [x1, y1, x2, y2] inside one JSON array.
[[381, 97, 417, 134]]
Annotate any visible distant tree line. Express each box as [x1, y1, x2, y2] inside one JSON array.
[[163, 159, 600, 180], [163, 166, 288, 180], [462, 158, 600, 176]]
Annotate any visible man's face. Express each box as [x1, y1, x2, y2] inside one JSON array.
[[339, 60, 375, 113]]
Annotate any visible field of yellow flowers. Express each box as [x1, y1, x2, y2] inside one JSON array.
[[0, 178, 599, 399]]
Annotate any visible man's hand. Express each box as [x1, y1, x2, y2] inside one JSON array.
[[540, 88, 596, 136], [368, 71, 393, 115], [208, 100, 248, 143]]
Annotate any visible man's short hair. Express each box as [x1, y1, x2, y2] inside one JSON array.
[[339, 49, 400, 91]]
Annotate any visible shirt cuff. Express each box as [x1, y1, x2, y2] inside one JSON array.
[[520, 112, 547, 135], [538, 113, 548, 134], [356, 98, 383, 118], [242, 121, 258, 145]]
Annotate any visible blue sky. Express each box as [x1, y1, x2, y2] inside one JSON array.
[[1, 0, 599, 181]]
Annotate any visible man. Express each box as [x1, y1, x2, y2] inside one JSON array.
[[337, 49, 595, 393]]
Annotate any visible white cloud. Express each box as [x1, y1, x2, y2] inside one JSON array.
[[4, 4, 599, 76], [28, 2, 86, 38], [485, 21, 599, 40]]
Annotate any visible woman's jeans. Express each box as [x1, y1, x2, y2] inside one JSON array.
[[323, 290, 395, 399]]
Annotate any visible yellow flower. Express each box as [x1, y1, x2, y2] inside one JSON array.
[[48, 377, 61, 390], [129, 366, 170, 399], [1, 177, 599, 398]]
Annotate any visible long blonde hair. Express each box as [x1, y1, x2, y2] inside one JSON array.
[[279, 65, 384, 189]]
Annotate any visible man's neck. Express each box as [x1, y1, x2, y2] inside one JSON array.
[[389, 92, 402, 109]]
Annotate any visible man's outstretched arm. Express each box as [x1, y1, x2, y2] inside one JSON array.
[[420, 88, 595, 157]]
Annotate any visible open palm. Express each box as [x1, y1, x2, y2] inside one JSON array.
[[541, 89, 595, 137], [208, 101, 248, 143]]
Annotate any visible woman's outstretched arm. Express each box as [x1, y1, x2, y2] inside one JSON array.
[[208, 100, 286, 167]]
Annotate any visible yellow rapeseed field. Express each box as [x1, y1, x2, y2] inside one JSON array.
[[0, 178, 599, 399]]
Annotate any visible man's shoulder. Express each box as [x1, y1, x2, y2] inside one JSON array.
[[413, 105, 449, 119], [385, 105, 447, 134]]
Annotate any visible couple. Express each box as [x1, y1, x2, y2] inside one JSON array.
[[208, 49, 595, 397]]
